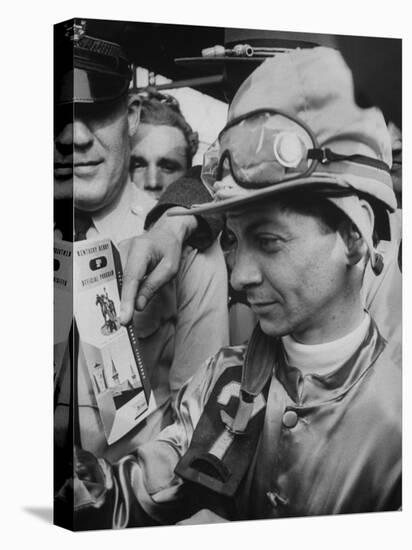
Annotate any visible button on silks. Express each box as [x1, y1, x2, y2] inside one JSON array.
[[282, 409, 298, 428]]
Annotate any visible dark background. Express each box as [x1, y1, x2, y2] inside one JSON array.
[[72, 18, 402, 126]]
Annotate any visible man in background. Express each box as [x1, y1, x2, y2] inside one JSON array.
[[54, 22, 228, 466], [129, 90, 199, 200]]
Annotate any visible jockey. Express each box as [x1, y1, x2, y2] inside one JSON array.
[[60, 46, 401, 529]]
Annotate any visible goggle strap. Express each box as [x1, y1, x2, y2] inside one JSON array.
[[308, 148, 390, 173]]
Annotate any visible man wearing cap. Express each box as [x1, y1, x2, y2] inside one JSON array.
[[66, 47, 401, 529], [120, 30, 401, 366], [119, 29, 329, 318], [54, 22, 229, 464]]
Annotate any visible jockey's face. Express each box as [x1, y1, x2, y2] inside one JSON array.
[[226, 199, 357, 344]]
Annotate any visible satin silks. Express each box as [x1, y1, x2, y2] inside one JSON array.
[[65, 320, 401, 528], [177, 320, 401, 520]]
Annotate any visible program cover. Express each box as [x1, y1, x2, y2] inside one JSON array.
[[74, 239, 150, 444]]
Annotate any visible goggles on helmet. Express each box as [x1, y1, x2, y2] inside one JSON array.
[[200, 108, 392, 204], [201, 109, 321, 195]]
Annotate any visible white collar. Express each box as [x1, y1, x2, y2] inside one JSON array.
[[281, 314, 371, 376], [90, 179, 155, 244]]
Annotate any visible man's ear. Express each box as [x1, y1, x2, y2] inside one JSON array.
[[339, 219, 365, 267], [339, 201, 375, 267], [127, 95, 141, 137]]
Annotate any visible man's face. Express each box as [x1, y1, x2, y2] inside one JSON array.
[[226, 198, 350, 344], [54, 96, 135, 212], [130, 123, 188, 200]]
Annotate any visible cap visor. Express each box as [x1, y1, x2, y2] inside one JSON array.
[[172, 174, 349, 217], [56, 68, 129, 104]]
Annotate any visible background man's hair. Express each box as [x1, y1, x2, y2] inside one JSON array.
[[133, 89, 199, 166]]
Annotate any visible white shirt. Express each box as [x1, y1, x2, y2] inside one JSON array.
[[87, 179, 155, 244], [281, 314, 371, 376]]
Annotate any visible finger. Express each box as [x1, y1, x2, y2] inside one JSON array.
[[120, 246, 151, 325], [136, 258, 178, 310]]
